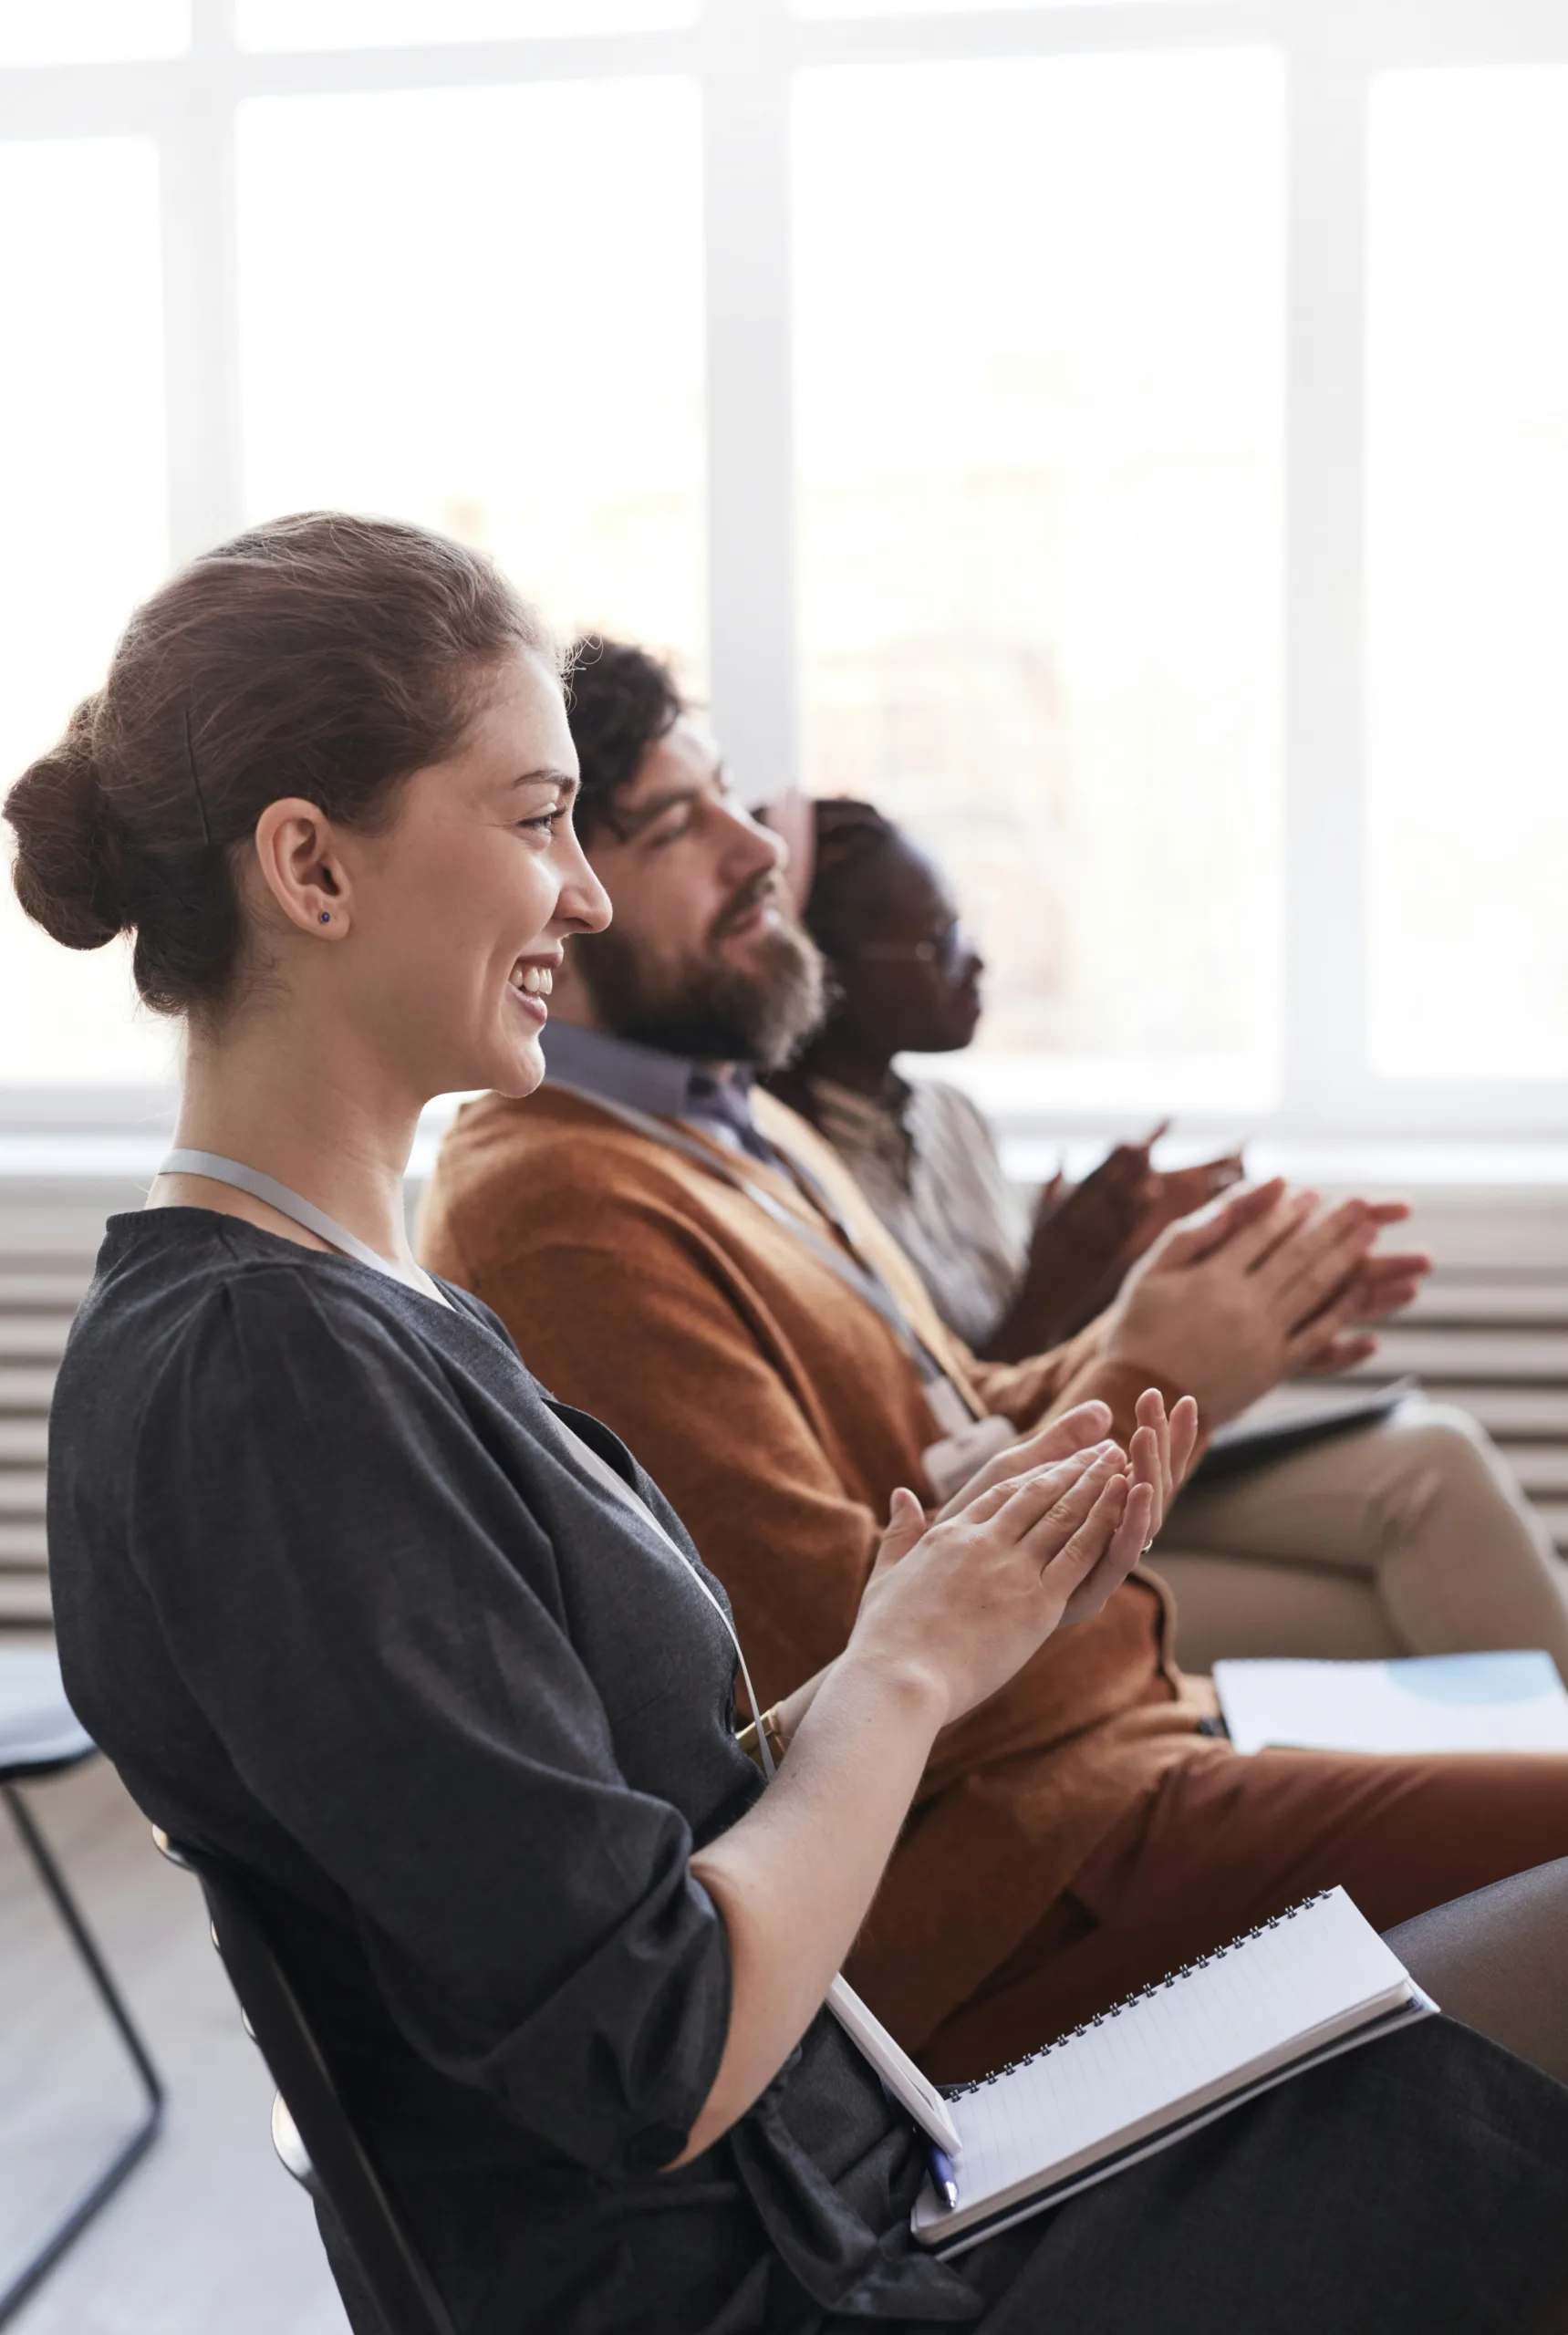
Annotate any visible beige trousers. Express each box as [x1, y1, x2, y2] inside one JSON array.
[[1157, 1399, 1568, 1676]]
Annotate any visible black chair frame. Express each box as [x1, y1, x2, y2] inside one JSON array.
[[0, 1768, 165, 2330], [155, 1831, 459, 2335]]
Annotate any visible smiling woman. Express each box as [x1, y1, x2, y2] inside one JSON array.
[[5, 510, 608, 1269], [7, 514, 610, 1286]]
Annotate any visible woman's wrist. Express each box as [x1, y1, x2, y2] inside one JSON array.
[[744, 1645, 950, 1775], [763, 1659, 836, 1755], [829, 1635, 954, 1741]]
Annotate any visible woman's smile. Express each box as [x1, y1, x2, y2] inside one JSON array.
[[507, 951, 560, 1024]]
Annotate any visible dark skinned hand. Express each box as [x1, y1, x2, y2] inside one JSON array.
[[982, 1126, 1246, 1359]]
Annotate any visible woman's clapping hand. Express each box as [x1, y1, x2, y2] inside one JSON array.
[[934, 1390, 1199, 1560], [849, 1405, 1186, 1730]]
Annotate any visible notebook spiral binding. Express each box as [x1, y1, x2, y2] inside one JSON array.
[[945, 1889, 1336, 2100]]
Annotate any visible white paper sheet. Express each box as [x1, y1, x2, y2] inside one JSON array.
[[1214, 1651, 1568, 1757]]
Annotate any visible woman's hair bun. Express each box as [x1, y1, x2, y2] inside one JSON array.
[[5, 695, 130, 951]]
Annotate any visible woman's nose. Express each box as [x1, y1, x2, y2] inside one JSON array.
[[559, 841, 613, 935]]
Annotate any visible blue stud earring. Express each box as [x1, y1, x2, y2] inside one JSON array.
[[319, 911, 331, 923]]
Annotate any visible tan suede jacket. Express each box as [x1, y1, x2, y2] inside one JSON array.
[[418, 1084, 1211, 2060]]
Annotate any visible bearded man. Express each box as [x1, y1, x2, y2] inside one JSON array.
[[418, 638, 1568, 2079]]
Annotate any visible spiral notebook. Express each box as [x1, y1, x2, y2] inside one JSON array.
[[912, 1887, 1435, 2256]]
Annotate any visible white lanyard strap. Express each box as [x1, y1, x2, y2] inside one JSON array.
[[545, 1080, 981, 1434], [159, 1149, 451, 1307]]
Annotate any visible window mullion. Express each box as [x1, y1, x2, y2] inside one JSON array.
[[161, 0, 243, 565], [701, 0, 798, 805], [1281, 26, 1369, 1130]]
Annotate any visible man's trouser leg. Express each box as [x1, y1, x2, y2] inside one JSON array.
[[1151, 1397, 1568, 1675], [920, 1739, 1568, 2083]]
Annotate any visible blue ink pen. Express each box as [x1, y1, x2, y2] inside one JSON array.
[[927, 2143, 960, 2211]]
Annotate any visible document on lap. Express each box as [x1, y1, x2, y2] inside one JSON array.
[[1214, 1651, 1568, 1756], [1190, 1375, 1418, 1484], [911, 1887, 1434, 2255]]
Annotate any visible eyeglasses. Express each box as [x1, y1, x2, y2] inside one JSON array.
[[845, 920, 974, 977]]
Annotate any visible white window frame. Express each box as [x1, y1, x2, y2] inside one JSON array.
[[3, 0, 1566, 1144]]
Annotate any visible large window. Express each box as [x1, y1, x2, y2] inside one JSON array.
[[0, 0, 1564, 1137], [237, 77, 705, 660], [0, 136, 172, 1086], [1367, 65, 1568, 1085], [795, 49, 1282, 1109]]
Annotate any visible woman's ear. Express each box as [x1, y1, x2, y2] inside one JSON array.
[[252, 797, 354, 938]]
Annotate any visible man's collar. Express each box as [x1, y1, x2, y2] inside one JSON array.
[[542, 1021, 703, 1120], [541, 1022, 763, 1154]]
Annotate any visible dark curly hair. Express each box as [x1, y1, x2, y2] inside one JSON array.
[[4, 512, 552, 1021], [563, 637, 684, 842]]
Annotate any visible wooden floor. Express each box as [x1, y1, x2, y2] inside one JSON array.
[[0, 1756, 348, 2333]]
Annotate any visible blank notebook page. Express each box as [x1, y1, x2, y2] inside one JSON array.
[[945, 1889, 1412, 2211]]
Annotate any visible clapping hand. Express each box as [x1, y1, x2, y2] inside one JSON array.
[[934, 1392, 1197, 1545], [1103, 1181, 1433, 1427], [1020, 1130, 1247, 1338], [856, 1437, 1156, 1726]]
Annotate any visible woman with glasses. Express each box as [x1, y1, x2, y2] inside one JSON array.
[[13, 516, 1568, 2335], [769, 797, 1243, 1361]]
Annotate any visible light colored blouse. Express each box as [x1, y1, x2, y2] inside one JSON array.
[[804, 1073, 1031, 1352]]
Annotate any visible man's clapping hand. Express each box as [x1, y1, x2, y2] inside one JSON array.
[[1100, 1181, 1432, 1428]]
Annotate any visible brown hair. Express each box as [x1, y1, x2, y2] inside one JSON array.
[[562, 635, 684, 844], [4, 511, 554, 1019]]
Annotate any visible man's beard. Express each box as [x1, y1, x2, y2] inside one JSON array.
[[573, 877, 827, 1073]]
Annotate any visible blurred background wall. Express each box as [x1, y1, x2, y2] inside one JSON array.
[[2, 0, 1567, 1137]]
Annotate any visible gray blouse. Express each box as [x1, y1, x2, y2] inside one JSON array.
[[45, 1210, 976, 2333]]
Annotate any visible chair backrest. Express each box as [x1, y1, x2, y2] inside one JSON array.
[[0, 1645, 96, 1780], [157, 1832, 459, 2335]]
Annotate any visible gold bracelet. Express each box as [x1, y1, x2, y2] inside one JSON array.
[[736, 1704, 789, 1773]]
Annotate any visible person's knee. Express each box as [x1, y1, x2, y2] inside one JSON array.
[[1382, 1399, 1511, 1508], [1338, 1400, 1526, 1572]]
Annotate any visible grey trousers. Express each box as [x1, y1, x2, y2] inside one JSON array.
[[1158, 1397, 1568, 1675]]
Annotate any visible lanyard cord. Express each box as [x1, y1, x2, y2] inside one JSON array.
[[160, 1149, 451, 1306], [545, 1079, 983, 1427]]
